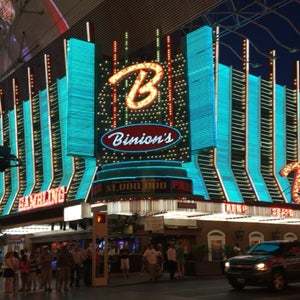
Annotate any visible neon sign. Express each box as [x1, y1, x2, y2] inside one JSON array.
[[101, 124, 181, 152], [108, 62, 164, 110], [225, 203, 249, 214], [280, 162, 300, 204], [18, 186, 66, 211]]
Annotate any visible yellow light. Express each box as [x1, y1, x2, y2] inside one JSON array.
[[108, 62, 164, 110]]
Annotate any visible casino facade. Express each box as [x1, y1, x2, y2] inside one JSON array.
[[0, 13, 300, 263]]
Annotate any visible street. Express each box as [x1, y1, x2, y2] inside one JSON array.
[[1, 277, 300, 300]]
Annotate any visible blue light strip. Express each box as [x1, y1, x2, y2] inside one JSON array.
[[186, 26, 216, 150], [246, 75, 272, 202], [66, 38, 95, 157], [2, 110, 18, 215], [0, 114, 5, 203], [39, 89, 53, 191], [75, 158, 97, 201], [23, 99, 35, 196], [182, 152, 209, 198], [215, 64, 243, 202], [57, 77, 74, 189], [274, 85, 291, 202]]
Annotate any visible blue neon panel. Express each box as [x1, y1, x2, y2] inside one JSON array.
[[2, 110, 18, 215], [23, 100, 35, 196], [0, 116, 5, 202], [66, 38, 95, 157], [274, 85, 291, 202], [183, 152, 209, 199], [247, 75, 272, 202], [75, 158, 96, 200], [57, 77, 74, 187], [215, 64, 243, 202], [39, 89, 53, 191], [186, 26, 216, 150]]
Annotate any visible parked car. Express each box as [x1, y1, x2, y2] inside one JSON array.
[[224, 240, 300, 291]]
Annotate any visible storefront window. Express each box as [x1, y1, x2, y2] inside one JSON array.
[[207, 230, 225, 262], [284, 232, 298, 241], [249, 231, 264, 246]]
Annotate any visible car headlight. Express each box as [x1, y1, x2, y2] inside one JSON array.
[[224, 261, 230, 271], [255, 262, 268, 271]]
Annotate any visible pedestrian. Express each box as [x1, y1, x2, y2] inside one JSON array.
[[143, 244, 160, 281], [120, 246, 130, 279], [29, 252, 39, 291], [233, 243, 242, 256], [83, 247, 92, 286], [19, 251, 30, 292], [176, 241, 185, 279], [156, 244, 164, 277], [3, 251, 15, 294], [57, 244, 74, 291], [12, 251, 20, 293], [71, 245, 84, 287], [167, 242, 177, 280], [40, 246, 53, 292]]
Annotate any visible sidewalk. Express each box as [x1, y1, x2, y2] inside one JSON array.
[[109, 272, 224, 287]]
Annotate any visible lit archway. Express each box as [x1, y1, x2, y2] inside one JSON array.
[[207, 230, 225, 262], [249, 231, 264, 246]]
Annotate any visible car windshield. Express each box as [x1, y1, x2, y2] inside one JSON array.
[[247, 243, 282, 255]]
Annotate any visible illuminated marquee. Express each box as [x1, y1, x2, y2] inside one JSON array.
[[108, 62, 164, 110], [18, 186, 66, 211], [101, 124, 181, 152], [280, 162, 300, 204]]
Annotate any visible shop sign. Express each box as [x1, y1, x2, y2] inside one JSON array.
[[18, 186, 66, 211], [101, 124, 182, 152], [270, 207, 294, 218], [92, 178, 192, 198], [144, 216, 164, 232], [224, 203, 249, 215], [177, 202, 197, 209]]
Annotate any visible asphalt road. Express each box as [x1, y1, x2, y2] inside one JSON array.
[[1, 277, 300, 300]]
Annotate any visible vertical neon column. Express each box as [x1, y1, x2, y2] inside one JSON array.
[[274, 85, 291, 202], [66, 38, 97, 201], [296, 61, 300, 162], [185, 26, 215, 198], [112, 40, 118, 128], [0, 90, 5, 203], [247, 74, 272, 202], [39, 88, 53, 191], [124, 32, 129, 125], [23, 67, 35, 196], [215, 64, 243, 202], [2, 79, 19, 215], [57, 77, 74, 190], [166, 35, 174, 126]]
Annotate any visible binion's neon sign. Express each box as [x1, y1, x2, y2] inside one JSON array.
[[280, 162, 300, 204], [108, 62, 164, 110]]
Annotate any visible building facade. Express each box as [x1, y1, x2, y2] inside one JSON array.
[[0, 23, 300, 258]]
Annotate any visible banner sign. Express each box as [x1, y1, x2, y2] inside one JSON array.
[[18, 186, 66, 212], [92, 178, 192, 198], [101, 124, 182, 153]]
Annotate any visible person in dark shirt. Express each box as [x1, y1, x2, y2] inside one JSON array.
[[120, 247, 130, 279], [29, 253, 38, 291]]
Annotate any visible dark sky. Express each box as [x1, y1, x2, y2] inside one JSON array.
[[212, 0, 299, 87]]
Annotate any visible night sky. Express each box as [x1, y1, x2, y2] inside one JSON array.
[[210, 0, 299, 87]]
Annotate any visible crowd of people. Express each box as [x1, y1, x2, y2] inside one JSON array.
[[142, 242, 187, 281], [1, 240, 188, 294], [2, 243, 91, 295]]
